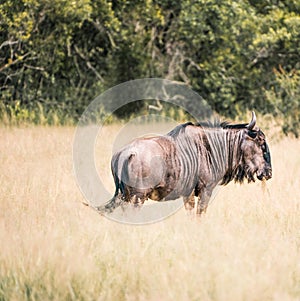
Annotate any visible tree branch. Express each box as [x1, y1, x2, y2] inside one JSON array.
[[74, 45, 104, 82]]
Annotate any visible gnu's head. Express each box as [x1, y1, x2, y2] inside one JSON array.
[[240, 112, 272, 182]]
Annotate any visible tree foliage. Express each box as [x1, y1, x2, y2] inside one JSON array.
[[0, 0, 299, 134]]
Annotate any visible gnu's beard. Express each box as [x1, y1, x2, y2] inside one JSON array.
[[234, 164, 256, 183], [244, 165, 256, 183]]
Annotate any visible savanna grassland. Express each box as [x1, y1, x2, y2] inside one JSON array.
[[0, 125, 299, 301]]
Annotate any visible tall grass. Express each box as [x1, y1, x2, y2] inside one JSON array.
[[0, 125, 299, 300]]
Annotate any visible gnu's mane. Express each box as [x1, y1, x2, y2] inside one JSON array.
[[167, 120, 248, 137], [196, 120, 248, 130], [219, 122, 248, 129], [167, 122, 194, 138]]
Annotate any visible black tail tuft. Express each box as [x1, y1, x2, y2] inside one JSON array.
[[95, 194, 123, 214]]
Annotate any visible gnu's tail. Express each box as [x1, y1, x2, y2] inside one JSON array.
[[81, 180, 121, 214], [95, 195, 121, 214], [82, 190, 121, 215], [83, 153, 134, 215]]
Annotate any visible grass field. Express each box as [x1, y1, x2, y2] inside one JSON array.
[[1, 125, 299, 301]]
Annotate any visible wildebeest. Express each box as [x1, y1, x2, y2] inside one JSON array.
[[97, 111, 272, 215]]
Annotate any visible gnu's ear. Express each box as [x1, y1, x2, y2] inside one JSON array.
[[248, 130, 257, 139]]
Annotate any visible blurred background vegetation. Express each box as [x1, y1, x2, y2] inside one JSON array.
[[0, 0, 299, 136]]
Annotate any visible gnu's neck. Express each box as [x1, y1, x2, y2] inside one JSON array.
[[220, 129, 245, 185]]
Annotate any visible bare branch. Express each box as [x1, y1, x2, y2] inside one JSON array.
[[24, 64, 45, 71], [86, 61, 104, 81], [74, 46, 104, 82], [91, 19, 116, 48], [0, 52, 31, 73], [149, 99, 163, 111], [0, 40, 19, 50]]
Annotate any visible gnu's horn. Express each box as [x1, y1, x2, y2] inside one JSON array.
[[247, 111, 256, 130]]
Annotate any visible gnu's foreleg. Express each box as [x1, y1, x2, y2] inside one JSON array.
[[183, 191, 195, 212], [196, 189, 212, 215], [129, 194, 146, 209]]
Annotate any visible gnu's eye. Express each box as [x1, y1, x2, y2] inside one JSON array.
[[248, 131, 257, 139]]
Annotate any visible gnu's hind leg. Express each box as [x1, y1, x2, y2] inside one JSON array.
[[129, 194, 146, 209]]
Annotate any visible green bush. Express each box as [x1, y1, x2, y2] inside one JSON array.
[[0, 0, 299, 135]]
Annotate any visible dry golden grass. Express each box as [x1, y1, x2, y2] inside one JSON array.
[[0, 125, 299, 301]]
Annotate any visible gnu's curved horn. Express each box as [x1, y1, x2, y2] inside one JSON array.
[[247, 111, 256, 130]]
